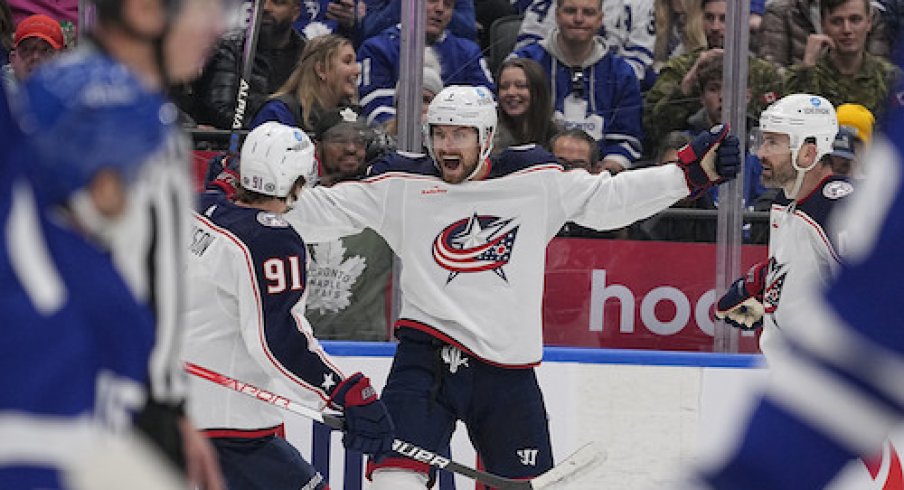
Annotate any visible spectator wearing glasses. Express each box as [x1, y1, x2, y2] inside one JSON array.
[[304, 105, 395, 342], [550, 127, 629, 239], [2, 14, 64, 95], [511, 0, 644, 174]]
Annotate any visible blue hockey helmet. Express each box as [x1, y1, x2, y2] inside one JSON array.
[[17, 55, 176, 205]]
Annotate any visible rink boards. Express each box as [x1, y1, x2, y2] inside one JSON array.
[[277, 343, 902, 489]]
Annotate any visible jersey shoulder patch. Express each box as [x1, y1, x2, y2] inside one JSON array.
[[256, 211, 289, 228], [822, 180, 854, 200]]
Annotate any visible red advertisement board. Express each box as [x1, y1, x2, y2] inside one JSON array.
[[543, 238, 767, 353], [192, 151, 768, 354]]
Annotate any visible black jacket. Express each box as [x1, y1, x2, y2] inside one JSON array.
[[192, 30, 305, 129]]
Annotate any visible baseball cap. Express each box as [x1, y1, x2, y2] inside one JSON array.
[[14, 14, 65, 50], [831, 126, 857, 160], [313, 105, 371, 143], [836, 103, 874, 145]]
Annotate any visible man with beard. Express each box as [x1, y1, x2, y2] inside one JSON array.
[[281, 84, 740, 489], [192, 0, 305, 129], [716, 93, 852, 364]]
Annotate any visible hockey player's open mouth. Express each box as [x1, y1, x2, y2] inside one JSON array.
[[441, 156, 462, 171]]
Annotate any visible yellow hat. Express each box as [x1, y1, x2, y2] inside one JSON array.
[[836, 104, 875, 145]]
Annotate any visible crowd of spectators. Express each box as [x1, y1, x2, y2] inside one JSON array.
[[2, 0, 899, 337]]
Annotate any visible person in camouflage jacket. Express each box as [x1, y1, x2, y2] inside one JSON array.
[[757, 0, 890, 71], [644, 0, 782, 151], [783, 0, 899, 118]]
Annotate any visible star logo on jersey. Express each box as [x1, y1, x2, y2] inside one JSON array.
[[321, 373, 336, 392], [432, 213, 520, 283]]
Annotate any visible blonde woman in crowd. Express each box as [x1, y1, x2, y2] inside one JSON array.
[[250, 33, 360, 131]]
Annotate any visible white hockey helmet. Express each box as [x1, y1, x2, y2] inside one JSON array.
[[756, 94, 837, 164], [240, 122, 318, 198], [424, 85, 498, 166], [755, 94, 837, 197]]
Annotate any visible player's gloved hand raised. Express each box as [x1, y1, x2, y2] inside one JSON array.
[[204, 154, 240, 199], [715, 261, 768, 330], [329, 373, 395, 456], [677, 124, 741, 196]]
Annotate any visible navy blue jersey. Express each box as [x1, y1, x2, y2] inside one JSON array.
[[367, 144, 559, 179], [185, 192, 347, 431]]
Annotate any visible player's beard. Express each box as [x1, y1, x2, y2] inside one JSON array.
[[761, 155, 798, 189]]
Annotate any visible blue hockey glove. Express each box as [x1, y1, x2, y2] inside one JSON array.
[[715, 261, 767, 331], [677, 124, 741, 196], [329, 373, 395, 456]]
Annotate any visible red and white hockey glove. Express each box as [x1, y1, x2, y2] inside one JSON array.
[[677, 124, 740, 197], [204, 154, 239, 199], [329, 373, 395, 456], [715, 261, 768, 331]]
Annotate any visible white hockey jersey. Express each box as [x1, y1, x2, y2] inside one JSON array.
[[284, 152, 693, 366], [759, 175, 854, 360], [184, 193, 346, 432]]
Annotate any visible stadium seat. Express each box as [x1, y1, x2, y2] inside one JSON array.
[[488, 14, 523, 77]]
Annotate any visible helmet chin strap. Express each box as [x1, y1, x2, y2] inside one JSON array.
[[786, 144, 820, 200], [465, 157, 489, 181]]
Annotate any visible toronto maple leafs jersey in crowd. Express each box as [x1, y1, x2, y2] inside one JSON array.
[[284, 146, 693, 366], [515, 0, 656, 85], [0, 93, 154, 488], [183, 192, 347, 432], [511, 36, 643, 167], [759, 175, 854, 361], [693, 127, 904, 490], [357, 25, 494, 126]]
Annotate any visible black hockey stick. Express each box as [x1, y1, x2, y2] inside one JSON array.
[[185, 362, 603, 489], [228, 0, 264, 154]]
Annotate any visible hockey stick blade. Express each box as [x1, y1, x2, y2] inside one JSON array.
[[185, 362, 603, 489], [528, 441, 605, 489]]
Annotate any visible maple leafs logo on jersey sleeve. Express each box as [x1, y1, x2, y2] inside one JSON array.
[[306, 240, 366, 314], [432, 213, 520, 283]]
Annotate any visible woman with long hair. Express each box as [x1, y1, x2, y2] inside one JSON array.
[[250, 34, 359, 131], [493, 57, 558, 152], [653, 0, 706, 71]]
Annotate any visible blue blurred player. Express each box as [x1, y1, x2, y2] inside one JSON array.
[[7, 0, 236, 485], [0, 68, 181, 489]]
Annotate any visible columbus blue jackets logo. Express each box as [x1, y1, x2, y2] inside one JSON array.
[[432, 213, 520, 283]]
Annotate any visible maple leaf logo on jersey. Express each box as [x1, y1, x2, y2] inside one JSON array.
[[432, 213, 520, 283], [306, 240, 366, 314]]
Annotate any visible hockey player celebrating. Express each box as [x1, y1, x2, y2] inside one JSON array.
[[684, 63, 904, 490], [280, 84, 741, 488], [715, 94, 853, 362], [183, 122, 395, 490]]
